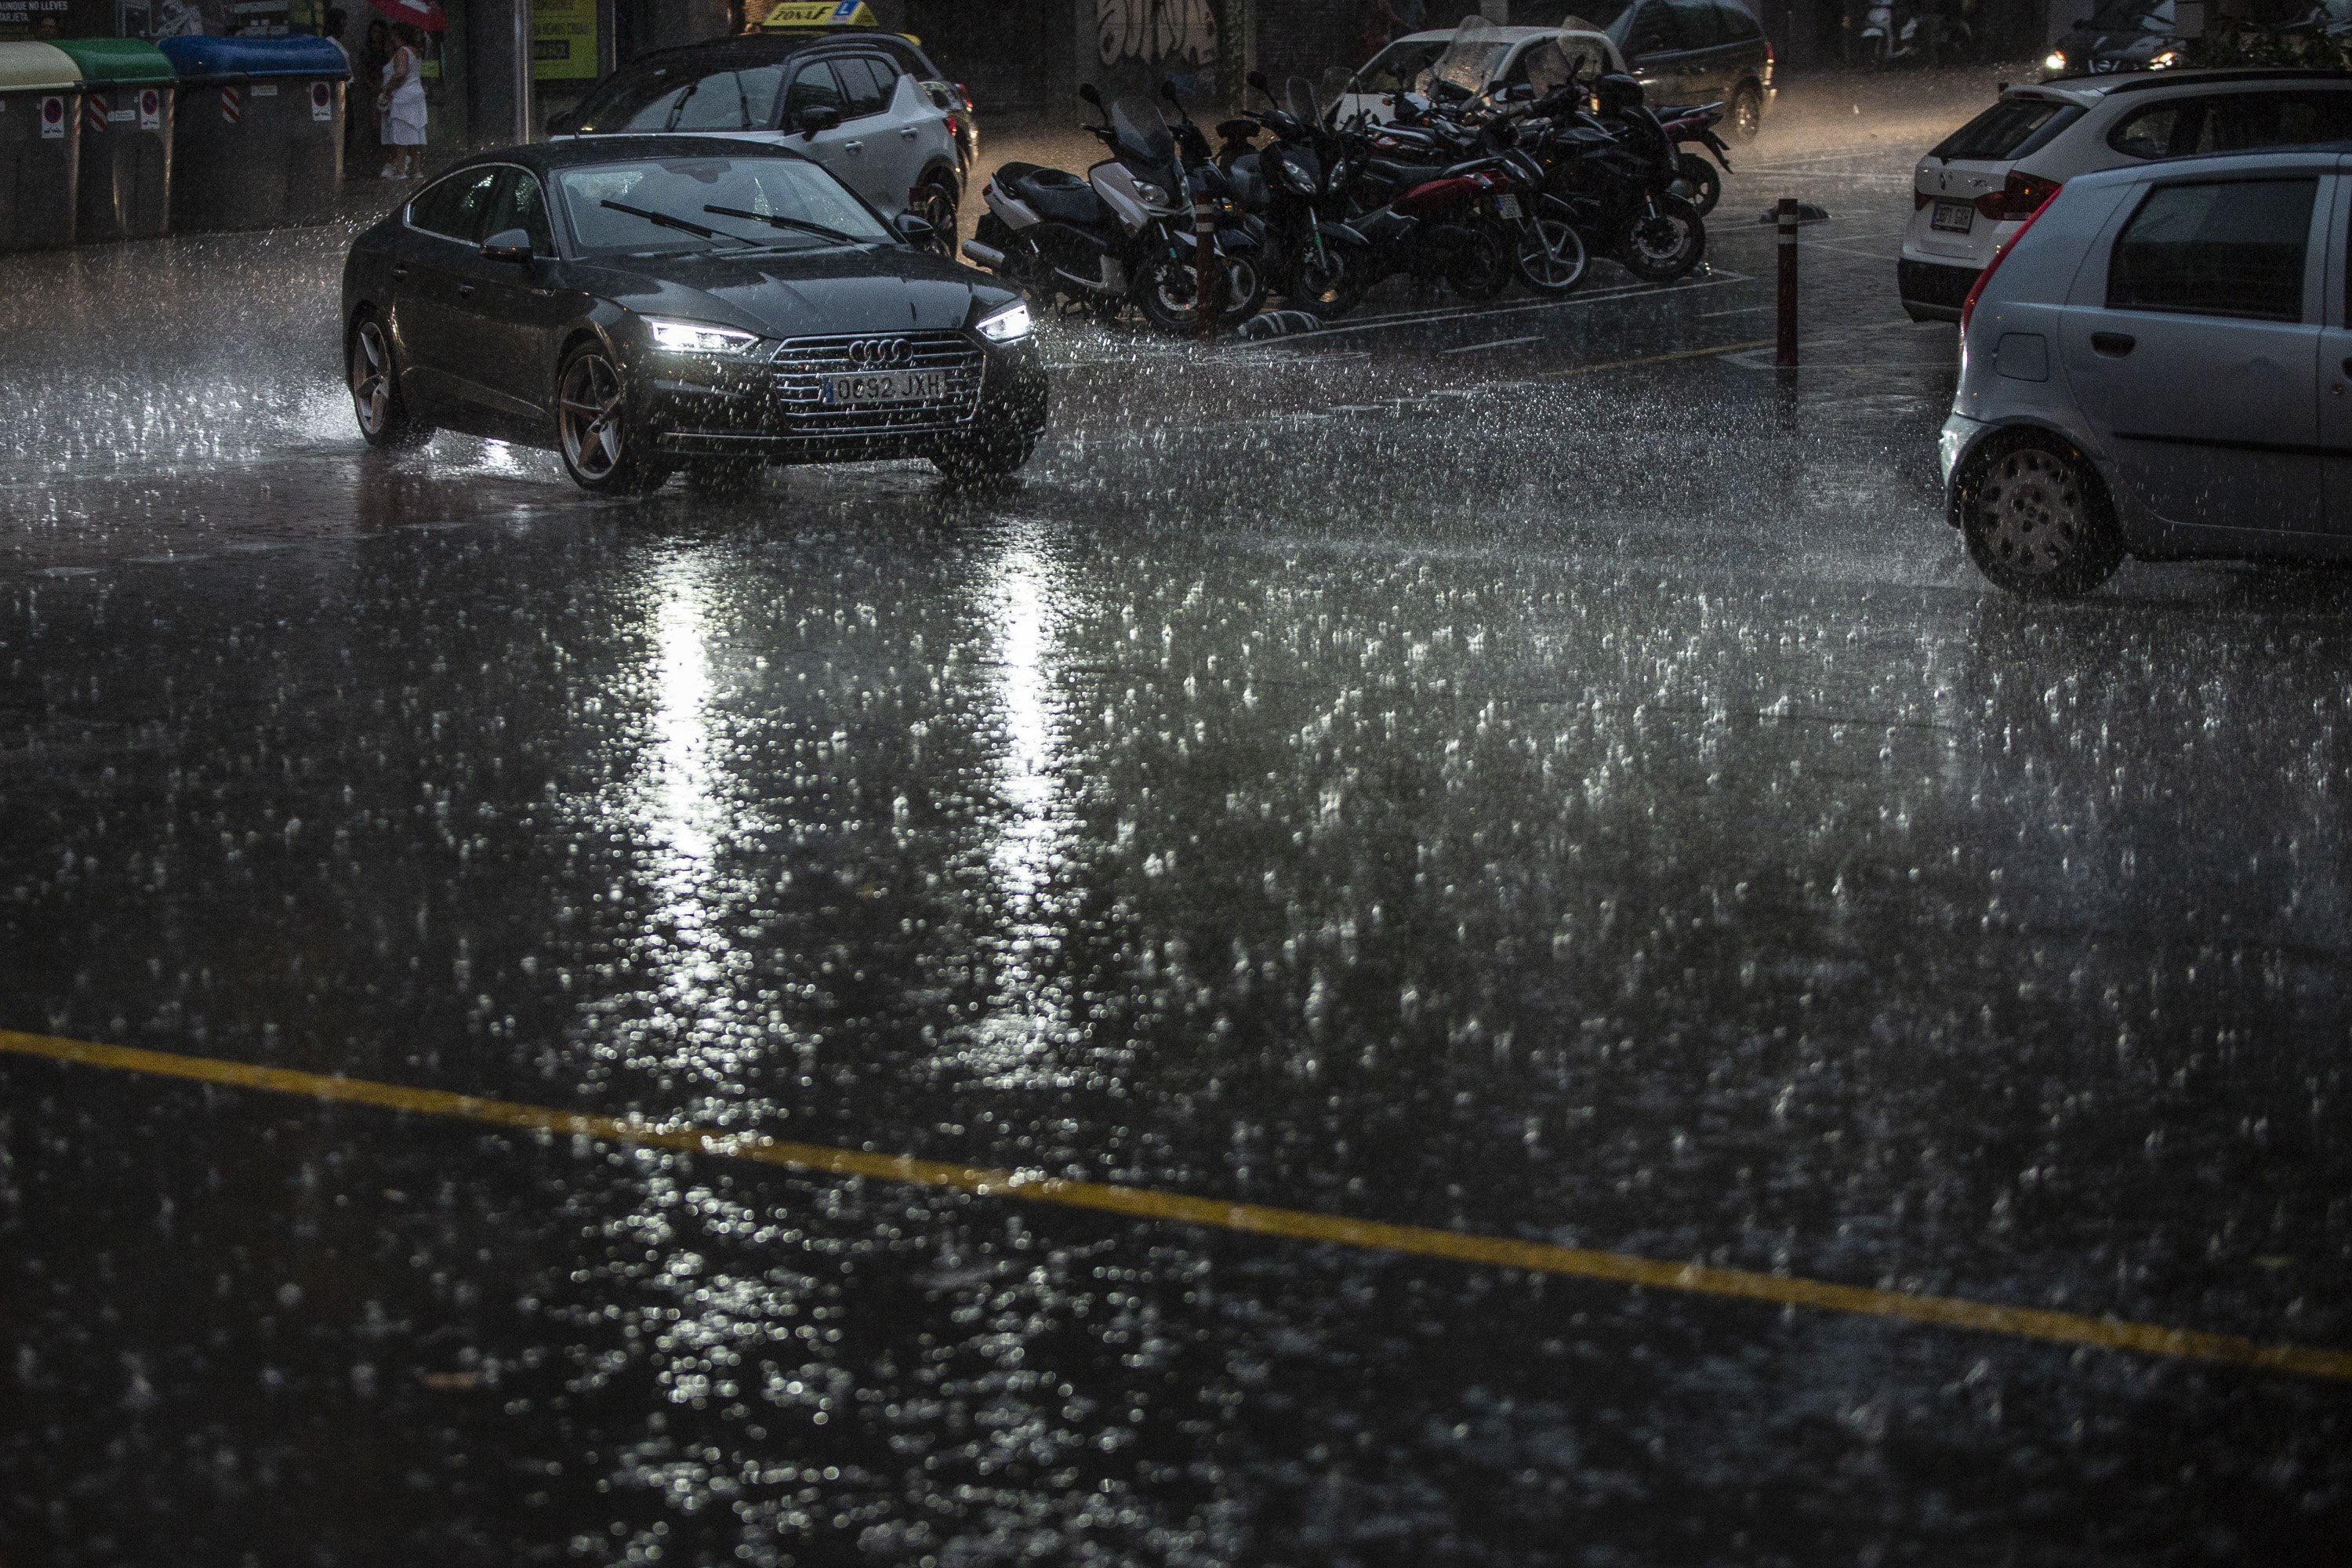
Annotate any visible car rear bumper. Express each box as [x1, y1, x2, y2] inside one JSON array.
[[1899, 256, 1979, 322]]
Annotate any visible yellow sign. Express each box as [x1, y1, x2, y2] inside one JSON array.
[[761, 1, 877, 29], [534, 0, 599, 80]]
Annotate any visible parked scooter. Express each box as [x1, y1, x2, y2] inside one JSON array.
[[964, 84, 1261, 334], [1217, 71, 1374, 318]]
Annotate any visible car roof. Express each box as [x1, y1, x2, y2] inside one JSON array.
[[2028, 65, 2352, 102], [448, 135, 822, 176], [1389, 25, 1600, 45], [2065, 140, 2352, 187]]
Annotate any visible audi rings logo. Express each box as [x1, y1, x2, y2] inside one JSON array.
[[844, 338, 913, 367]]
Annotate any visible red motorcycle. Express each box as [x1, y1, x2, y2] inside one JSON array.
[[1653, 100, 1733, 217]]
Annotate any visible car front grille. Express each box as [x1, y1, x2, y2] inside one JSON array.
[[766, 332, 985, 435]]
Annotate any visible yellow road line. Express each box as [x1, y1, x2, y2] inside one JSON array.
[[1536, 338, 1774, 379], [6, 1025, 2349, 1383]]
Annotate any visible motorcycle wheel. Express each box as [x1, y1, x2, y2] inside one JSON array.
[[1617, 194, 1707, 283], [1220, 253, 1270, 325], [1292, 242, 1364, 320], [1512, 210, 1588, 296], [1441, 223, 1510, 303], [1674, 153, 1722, 217], [1136, 254, 1203, 335]]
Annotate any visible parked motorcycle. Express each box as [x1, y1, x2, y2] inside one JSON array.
[[964, 85, 1262, 334], [1524, 71, 1708, 283], [1217, 71, 1373, 318], [1655, 100, 1733, 217]]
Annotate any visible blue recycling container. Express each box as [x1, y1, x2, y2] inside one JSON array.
[[160, 34, 349, 233], [0, 42, 82, 252]]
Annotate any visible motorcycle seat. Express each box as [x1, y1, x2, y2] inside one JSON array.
[[997, 162, 1105, 227], [1367, 157, 1450, 185]]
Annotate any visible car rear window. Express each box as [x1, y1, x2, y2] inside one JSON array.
[[1932, 96, 2082, 162], [574, 59, 786, 134], [2109, 91, 2352, 159], [2107, 176, 2316, 322], [835, 56, 895, 118]]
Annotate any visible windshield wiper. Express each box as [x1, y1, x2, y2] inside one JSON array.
[[600, 198, 753, 245], [660, 76, 702, 132], [702, 204, 858, 244]]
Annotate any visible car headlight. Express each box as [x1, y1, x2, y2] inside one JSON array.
[[2042, 48, 2067, 71], [976, 300, 1033, 343], [643, 317, 760, 355]]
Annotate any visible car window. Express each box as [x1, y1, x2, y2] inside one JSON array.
[[1670, 0, 1727, 47], [2109, 93, 2352, 161], [782, 60, 844, 123], [1932, 96, 2082, 161], [483, 169, 554, 253], [2086, 0, 2172, 28], [408, 167, 502, 243], [836, 56, 893, 118], [554, 154, 892, 256], [1716, 1, 1763, 40], [1353, 39, 1447, 93], [2107, 99, 2201, 159], [2107, 177, 2316, 323], [573, 59, 786, 134], [1627, 3, 1682, 56]]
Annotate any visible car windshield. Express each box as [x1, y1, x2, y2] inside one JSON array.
[[572, 56, 788, 133], [554, 156, 892, 256], [2085, 0, 2172, 30]]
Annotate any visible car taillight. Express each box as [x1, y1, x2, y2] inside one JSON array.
[[1974, 169, 2060, 222], [1959, 181, 2059, 336], [945, 113, 961, 141], [956, 82, 972, 111]]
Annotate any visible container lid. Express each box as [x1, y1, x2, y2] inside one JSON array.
[[159, 34, 350, 81], [0, 41, 80, 93], [54, 37, 176, 85]]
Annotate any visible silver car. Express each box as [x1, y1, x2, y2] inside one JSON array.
[[1943, 146, 2352, 597]]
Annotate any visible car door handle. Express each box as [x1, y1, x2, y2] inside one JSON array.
[[844, 140, 863, 153], [899, 125, 918, 139], [390, 263, 408, 280], [457, 284, 475, 299], [2090, 331, 2135, 357]]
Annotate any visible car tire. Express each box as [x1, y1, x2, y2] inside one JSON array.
[[349, 310, 430, 451], [556, 341, 667, 495], [1955, 432, 2123, 599], [933, 424, 1038, 485], [915, 174, 958, 258], [1729, 82, 1764, 142]]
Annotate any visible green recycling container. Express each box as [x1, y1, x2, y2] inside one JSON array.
[[55, 38, 174, 243], [0, 42, 82, 252]]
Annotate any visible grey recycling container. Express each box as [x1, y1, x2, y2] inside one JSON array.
[[0, 43, 82, 252], [161, 34, 349, 233], [56, 38, 175, 243]]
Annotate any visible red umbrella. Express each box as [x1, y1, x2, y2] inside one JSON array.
[[365, 0, 448, 34]]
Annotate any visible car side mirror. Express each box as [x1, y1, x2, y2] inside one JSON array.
[[481, 227, 534, 263], [545, 107, 579, 136], [798, 103, 841, 138], [1078, 82, 1104, 109], [892, 211, 936, 245]]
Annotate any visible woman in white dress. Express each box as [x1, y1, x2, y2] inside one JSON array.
[[379, 24, 428, 180]]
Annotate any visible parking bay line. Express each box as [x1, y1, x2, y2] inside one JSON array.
[[9, 1028, 2350, 1380]]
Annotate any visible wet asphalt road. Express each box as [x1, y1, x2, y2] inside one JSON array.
[[6, 68, 2352, 1567]]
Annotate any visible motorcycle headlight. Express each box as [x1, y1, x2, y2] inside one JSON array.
[[1134, 181, 1169, 206], [2042, 48, 2067, 71], [976, 300, 1033, 343], [644, 317, 760, 356]]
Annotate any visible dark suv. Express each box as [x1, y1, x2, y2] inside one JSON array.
[[1515, 0, 1776, 136], [550, 32, 967, 237]]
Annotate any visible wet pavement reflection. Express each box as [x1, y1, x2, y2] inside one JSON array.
[[4, 71, 2350, 1568]]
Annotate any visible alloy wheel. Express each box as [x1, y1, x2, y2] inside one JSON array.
[[350, 321, 392, 437], [1515, 216, 1587, 292], [559, 352, 626, 480]]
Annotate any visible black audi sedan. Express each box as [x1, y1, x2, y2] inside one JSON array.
[[340, 136, 1047, 493]]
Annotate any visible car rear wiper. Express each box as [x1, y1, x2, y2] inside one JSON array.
[[601, 198, 754, 245], [702, 204, 858, 244]]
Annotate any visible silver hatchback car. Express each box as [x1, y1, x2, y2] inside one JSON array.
[[1943, 145, 2352, 596]]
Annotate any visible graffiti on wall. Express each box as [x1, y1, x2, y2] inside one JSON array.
[[1095, 0, 1218, 67]]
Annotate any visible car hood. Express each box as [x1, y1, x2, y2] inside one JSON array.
[[576, 246, 1015, 339]]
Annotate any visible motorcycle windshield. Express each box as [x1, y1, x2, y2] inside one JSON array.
[[1110, 96, 1175, 166], [1284, 75, 1321, 130], [1430, 15, 1504, 99]]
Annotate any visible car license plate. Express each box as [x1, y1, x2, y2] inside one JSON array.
[[820, 370, 946, 406], [1495, 193, 1523, 220], [1930, 199, 1975, 234]]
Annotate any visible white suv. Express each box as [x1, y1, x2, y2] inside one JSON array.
[[555, 34, 965, 239], [1900, 68, 2352, 321], [1941, 147, 2352, 596]]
